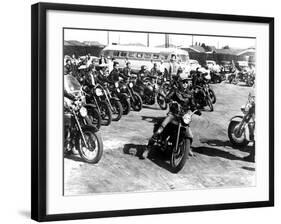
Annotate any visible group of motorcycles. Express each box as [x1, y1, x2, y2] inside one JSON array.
[[227, 70, 255, 87], [63, 65, 173, 163], [64, 60, 255, 172]]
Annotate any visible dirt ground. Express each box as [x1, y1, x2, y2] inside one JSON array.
[[64, 82, 255, 195]]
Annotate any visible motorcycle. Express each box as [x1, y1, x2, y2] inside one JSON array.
[[193, 83, 214, 112], [119, 79, 143, 112], [210, 71, 223, 83], [84, 83, 112, 126], [228, 94, 255, 146], [64, 76, 103, 163], [133, 75, 167, 110], [245, 73, 255, 87], [109, 81, 131, 115], [65, 75, 102, 130], [228, 70, 248, 85], [202, 81, 216, 104], [102, 82, 123, 121], [84, 71, 124, 122], [149, 102, 200, 173]]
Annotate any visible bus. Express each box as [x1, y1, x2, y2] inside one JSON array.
[[100, 45, 190, 73]]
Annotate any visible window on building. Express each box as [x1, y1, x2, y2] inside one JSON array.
[[136, 53, 143, 58], [128, 52, 136, 58], [113, 51, 119, 57]]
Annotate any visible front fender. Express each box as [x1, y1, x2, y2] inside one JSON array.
[[181, 127, 193, 144], [110, 97, 120, 102], [84, 103, 97, 109], [83, 124, 99, 133], [229, 115, 243, 122]]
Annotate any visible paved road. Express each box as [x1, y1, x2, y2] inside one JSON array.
[[64, 82, 255, 195]]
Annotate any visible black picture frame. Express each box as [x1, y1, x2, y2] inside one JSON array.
[[31, 2, 274, 222]]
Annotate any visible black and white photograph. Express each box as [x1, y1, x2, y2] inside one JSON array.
[[63, 29, 257, 196]]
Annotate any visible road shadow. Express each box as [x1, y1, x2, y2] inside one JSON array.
[[64, 153, 85, 163], [241, 166, 255, 171], [142, 104, 163, 110], [141, 115, 165, 124], [193, 146, 254, 162], [123, 143, 175, 173], [200, 138, 253, 153]]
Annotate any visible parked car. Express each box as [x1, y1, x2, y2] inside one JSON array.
[[221, 60, 231, 73], [189, 59, 201, 71]]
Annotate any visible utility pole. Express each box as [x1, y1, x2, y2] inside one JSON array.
[[191, 35, 194, 46], [165, 34, 169, 48], [107, 31, 109, 45], [147, 33, 150, 47]]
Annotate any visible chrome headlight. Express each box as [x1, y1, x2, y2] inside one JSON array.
[[241, 103, 250, 113], [95, 88, 103, 96], [79, 107, 87, 117], [183, 113, 192, 125], [129, 82, 133, 88], [115, 82, 119, 88]]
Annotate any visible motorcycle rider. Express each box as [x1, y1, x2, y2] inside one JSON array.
[[142, 71, 201, 158], [64, 58, 73, 75], [108, 61, 121, 84], [167, 54, 180, 80], [121, 61, 132, 81], [149, 62, 160, 83], [137, 65, 150, 80], [95, 63, 110, 85]]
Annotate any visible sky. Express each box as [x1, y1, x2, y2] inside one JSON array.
[[64, 29, 256, 49]]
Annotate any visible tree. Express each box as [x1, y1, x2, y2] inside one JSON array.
[[222, 45, 230, 49]]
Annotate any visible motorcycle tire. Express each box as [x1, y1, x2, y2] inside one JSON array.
[[120, 97, 131, 115], [110, 98, 123, 121], [170, 138, 190, 173], [85, 106, 102, 130], [131, 92, 143, 112], [206, 96, 214, 112], [228, 120, 248, 147], [76, 125, 103, 164], [100, 101, 112, 126], [157, 93, 167, 110], [209, 89, 216, 104]]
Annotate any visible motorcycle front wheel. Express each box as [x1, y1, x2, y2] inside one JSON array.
[[170, 138, 190, 173], [120, 96, 131, 115], [209, 89, 216, 104], [131, 92, 143, 111], [157, 93, 167, 110], [206, 96, 214, 112], [110, 98, 123, 121], [86, 106, 102, 130], [100, 101, 112, 126], [76, 126, 103, 164], [228, 120, 248, 147]]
